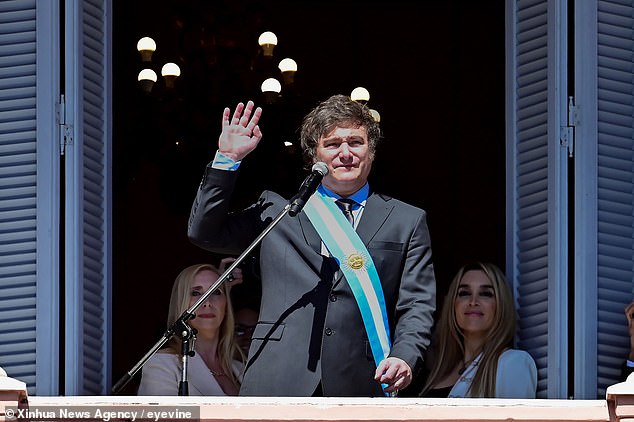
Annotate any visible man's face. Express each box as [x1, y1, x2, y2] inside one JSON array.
[[315, 126, 373, 197], [234, 308, 258, 356]]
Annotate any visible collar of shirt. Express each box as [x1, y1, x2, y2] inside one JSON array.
[[318, 182, 368, 229], [319, 182, 369, 210]]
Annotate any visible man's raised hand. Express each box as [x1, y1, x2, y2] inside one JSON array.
[[218, 100, 263, 161]]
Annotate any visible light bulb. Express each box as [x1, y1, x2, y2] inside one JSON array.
[[278, 58, 297, 85], [278, 58, 297, 73], [138, 68, 157, 82], [351, 87, 370, 103], [161, 63, 181, 88], [261, 78, 281, 94], [161, 63, 181, 77], [138, 68, 157, 93], [258, 31, 278, 57], [261, 78, 281, 104], [137, 37, 156, 62]]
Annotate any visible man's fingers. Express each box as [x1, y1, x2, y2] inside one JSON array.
[[375, 358, 412, 392], [394, 374, 412, 390], [374, 362, 388, 380], [253, 125, 263, 141], [231, 102, 245, 125], [221, 107, 231, 127], [246, 107, 263, 133]]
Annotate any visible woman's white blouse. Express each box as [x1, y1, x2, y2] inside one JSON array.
[[137, 351, 243, 396], [494, 349, 537, 398], [449, 349, 537, 398]]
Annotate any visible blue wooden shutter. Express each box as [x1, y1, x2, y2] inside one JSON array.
[[595, 0, 634, 397], [506, 0, 570, 398], [0, 0, 62, 395], [63, 0, 112, 395], [574, 0, 634, 398]]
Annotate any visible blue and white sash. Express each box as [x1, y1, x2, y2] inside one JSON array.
[[303, 187, 391, 369]]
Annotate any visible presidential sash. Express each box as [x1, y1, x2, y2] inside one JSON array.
[[303, 187, 391, 369]]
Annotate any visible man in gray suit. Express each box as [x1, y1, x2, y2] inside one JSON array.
[[188, 95, 436, 397]]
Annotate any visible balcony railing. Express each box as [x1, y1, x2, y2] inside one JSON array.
[[3, 375, 633, 422]]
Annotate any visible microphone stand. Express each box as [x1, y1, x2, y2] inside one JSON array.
[[111, 201, 295, 395], [178, 324, 196, 396]]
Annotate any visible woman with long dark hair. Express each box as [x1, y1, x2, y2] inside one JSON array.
[[419, 262, 536, 398]]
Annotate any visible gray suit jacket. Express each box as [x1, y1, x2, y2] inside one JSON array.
[[188, 167, 436, 396]]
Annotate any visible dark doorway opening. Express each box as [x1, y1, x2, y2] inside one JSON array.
[[112, 0, 506, 394]]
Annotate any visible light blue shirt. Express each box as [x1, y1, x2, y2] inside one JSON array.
[[211, 150, 241, 171]]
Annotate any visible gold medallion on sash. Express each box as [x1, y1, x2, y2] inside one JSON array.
[[345, 252, 369, 271]]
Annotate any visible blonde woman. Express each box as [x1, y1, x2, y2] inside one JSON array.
[[419, 262, 537, 398], [138, 260, 243, 395]]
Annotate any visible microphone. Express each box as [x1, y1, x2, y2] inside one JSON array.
[[288, 162, 328, 217]]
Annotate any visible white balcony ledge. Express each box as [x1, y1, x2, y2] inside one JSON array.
[[1, 376, 628, 422]]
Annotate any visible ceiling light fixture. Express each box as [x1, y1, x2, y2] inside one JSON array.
[[261, 77, 281, 104], [161, 62, 181, 88], [137, 37, 156, 62], [278, 58, 298, 85], [258, 31, 278, 57], [138, 68, 157, 93], [350, 87, 370, 104]]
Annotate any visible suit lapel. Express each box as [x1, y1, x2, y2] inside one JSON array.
[[298, 211, 322, 253], [298, 209, 341, 281], [356, 192, 393, 244]]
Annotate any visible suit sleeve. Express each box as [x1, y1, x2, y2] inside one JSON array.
[[137, 353, 181, 396], [495, 350, 538, 398], [187, 166, 265, 255], [389, 209, 436, 375]]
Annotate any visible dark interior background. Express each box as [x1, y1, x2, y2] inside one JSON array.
[[112, 0, 506, 393]]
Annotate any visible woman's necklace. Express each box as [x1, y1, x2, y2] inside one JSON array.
[[458, 357, 477, 375], [198, 348, 225, 377], [205, 355, 225, 377], [210, 368, 225, 377]]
